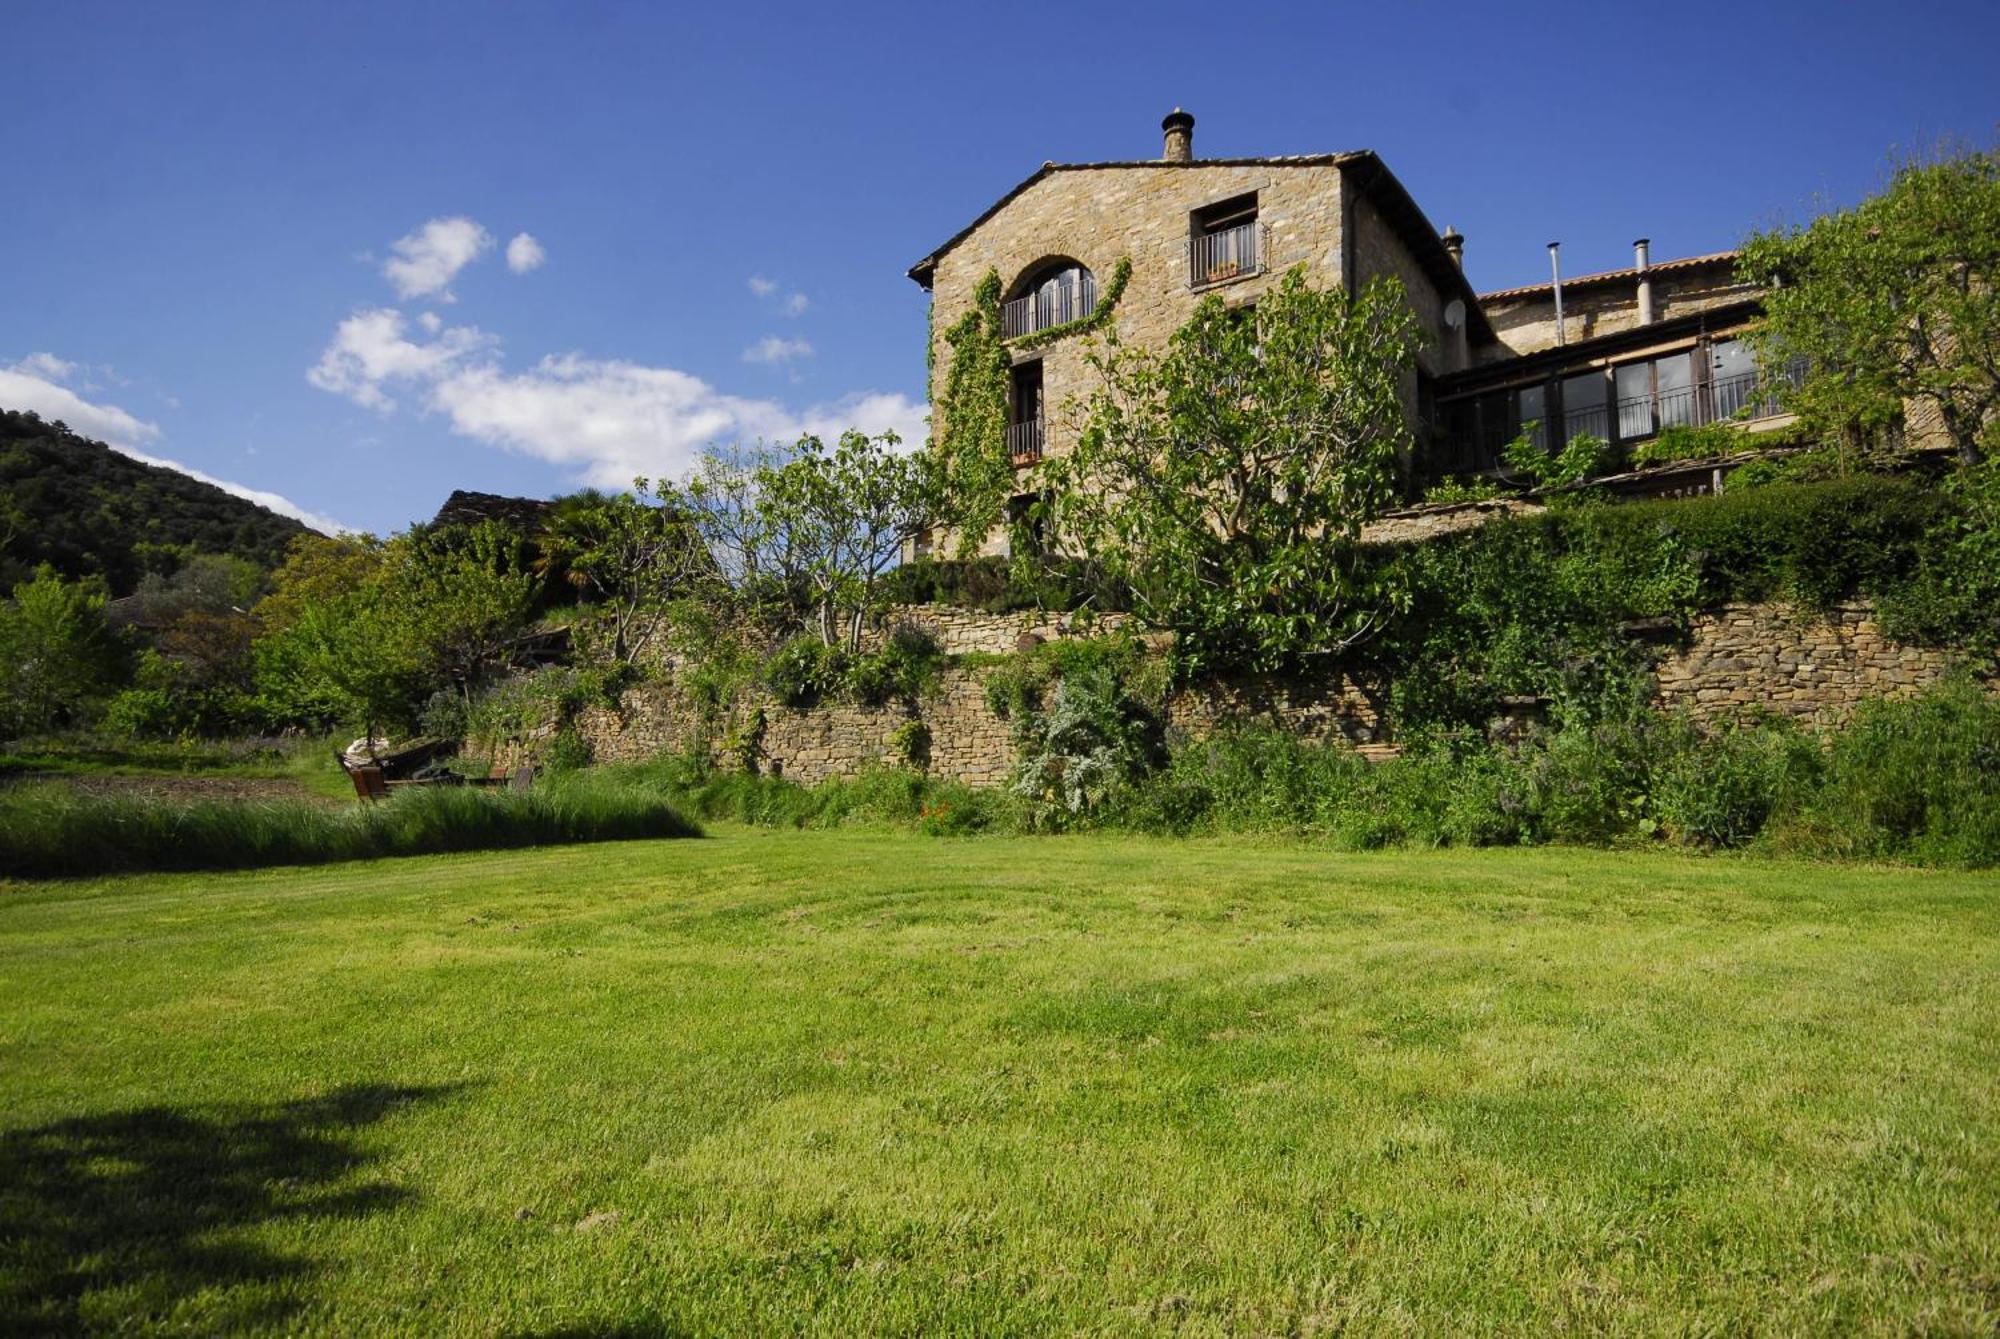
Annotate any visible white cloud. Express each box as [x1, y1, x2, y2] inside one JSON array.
[[305, 312, 925, 488], [307, 307, 495, 412], [506, 232, 546, 274], [418, 311, 443, 334], [381, 216, 493, 301], [2, 356, 160, 447], [14, 351, 76, 383], [2, 353, 348, 533], [742, 335, 814, 365], [748, 276, 810, 316]]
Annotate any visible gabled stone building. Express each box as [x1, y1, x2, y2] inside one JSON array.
[[906, 111, 1803, 553]]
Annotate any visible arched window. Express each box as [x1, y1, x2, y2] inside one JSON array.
[[1002, 259, 1096, 339]]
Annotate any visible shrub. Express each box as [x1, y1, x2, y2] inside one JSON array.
[[848, 625, 944, 705], [888, 719, 931, 768], [1631, 421, 1749, 465], [765, 636, 849, 707], [1649, 714, 1824, 847], [1009, 668, 1164, 829], [1770, 676, 2000, 866]]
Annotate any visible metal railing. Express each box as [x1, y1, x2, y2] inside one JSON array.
[[1006, 419, 1044, 462], [1190, 221, 1262, 287], [1001, 274, 1097, 339]]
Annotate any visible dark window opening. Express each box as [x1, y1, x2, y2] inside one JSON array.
[[1191, 192, 1261, 287], [1007, 361, 1044, 463], [1007, 491, 1049, 554]]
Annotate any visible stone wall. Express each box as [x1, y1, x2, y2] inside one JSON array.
[[492, 601, 1975, 787], [866, 603, 1133, 656], [1652, 603, 1968, 725]]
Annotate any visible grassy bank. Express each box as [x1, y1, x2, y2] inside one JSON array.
[[0, 776, 698, 879], [2, 832, 1996, 1331]]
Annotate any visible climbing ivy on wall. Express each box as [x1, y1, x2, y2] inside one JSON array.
[[931, 259, 1133, 557]]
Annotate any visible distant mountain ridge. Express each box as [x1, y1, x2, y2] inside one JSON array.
[[0, 408, 310, 593]]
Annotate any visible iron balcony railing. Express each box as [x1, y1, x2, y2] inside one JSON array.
[[1614, 360, 1809, 440], [1001, 275, 1097, 340], [1190, 221, 1263, 287], [1006, 419, 1044, 463]]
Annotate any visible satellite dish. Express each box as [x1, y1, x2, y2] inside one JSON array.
[[1443, 298, 1466, 331]]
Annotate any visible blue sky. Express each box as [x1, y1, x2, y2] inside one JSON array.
[[4, 0, 1995, 536]]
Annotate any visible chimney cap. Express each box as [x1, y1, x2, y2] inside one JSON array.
[[1441, 225, 1463, 244], [1161, 107, 1195, 133]]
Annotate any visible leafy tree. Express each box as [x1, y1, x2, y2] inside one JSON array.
[[1043, 267, 1421, 674], [0, 566, 127, 735], [1740, 146, 2000, 467], [538, 481, 712, 664], [385, 521, 540, 699], [668, 437, 940, 656]]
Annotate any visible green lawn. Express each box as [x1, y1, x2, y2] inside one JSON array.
[[3, 831, 1997, 1334]]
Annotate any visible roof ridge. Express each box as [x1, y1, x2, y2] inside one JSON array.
[[1477, 250, 1742, 302]]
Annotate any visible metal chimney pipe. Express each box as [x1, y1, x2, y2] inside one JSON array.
[[1548, 242, 1565, 347], [1634, 237, 1655, 326], [1441, 226, 1464, 269]]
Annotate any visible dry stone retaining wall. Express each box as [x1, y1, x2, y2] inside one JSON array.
[[1653, 603, 1968, 725], [491, 601, 1977, 786]]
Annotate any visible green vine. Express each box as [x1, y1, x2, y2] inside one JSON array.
[[935, 270, 1013, 558], [1010, 256, 1132, 351]]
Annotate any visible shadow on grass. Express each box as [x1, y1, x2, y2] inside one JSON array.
[[0, 1082, 460, 1334]]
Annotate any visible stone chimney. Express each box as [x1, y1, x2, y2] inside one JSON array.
[[1161, 108, 1194, 163], [1441, 226, 1465, 269]]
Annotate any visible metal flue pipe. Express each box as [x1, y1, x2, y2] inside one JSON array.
[[1548, 242, 1565, 347]]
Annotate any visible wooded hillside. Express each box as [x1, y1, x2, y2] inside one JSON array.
[[0, 409, 310, 592]]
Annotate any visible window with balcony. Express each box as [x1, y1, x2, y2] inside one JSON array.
[[1002, 260, 1096, 339], [1007, 360, 1044, 464], [1191, 193, 1262, 287]]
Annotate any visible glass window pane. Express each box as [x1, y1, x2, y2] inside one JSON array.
[[1561, 372, 1607, 442], [1614, 362, 1654, 439], [1654, 354, 1693, 427]]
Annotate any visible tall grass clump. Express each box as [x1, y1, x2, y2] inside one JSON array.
[[604, 750, 1016, 835], [1769, 675, 2000, 866], [0, 776, 700, 880]]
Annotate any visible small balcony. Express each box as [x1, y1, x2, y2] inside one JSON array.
[[1190, 221, 1263, 288], [1002, 271, 1096, 340], [1006, 419, 1044, 465]]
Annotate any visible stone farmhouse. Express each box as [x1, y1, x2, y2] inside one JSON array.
[[906, 110, 1800, 555]]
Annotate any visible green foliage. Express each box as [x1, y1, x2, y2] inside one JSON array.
[[1107, 678, 1993, 866], [1367, 476, 1948, 735], [764, 635, 850, 707], [1046, 268, 1421, 674], [755, 431, 938, 649], [0, 409, 307, 592], [1502, 429, 1618, 490], [1770, 675, 2000, 865], [722, 706, 766, 774], [609, 752, 1013, 835], [0, 566, 128, 736], [536, 480, 712, 664], [1631, 421, 1754, 466], [978, 631, 1165, 722], [0, 776, 700, 880], [1420, 477, 1504, 505], [933, 270, 1013, 556], [887, 718, 931, 769], [1008, 668, 1165, 829], [1740, 144, 2000, 465], [847, 625, 944, 705], [1877, 455, 2000, 651]]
